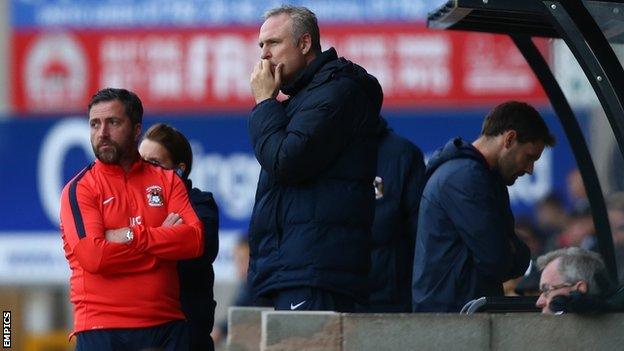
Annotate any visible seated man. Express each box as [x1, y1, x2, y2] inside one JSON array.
[[535, 247, 606, 313]]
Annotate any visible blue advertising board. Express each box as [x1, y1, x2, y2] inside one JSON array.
[[1, 110, 581, 233], [11, 0, 433, 28], [0, 110, 582, 283]]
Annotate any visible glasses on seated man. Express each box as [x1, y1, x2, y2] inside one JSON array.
[[539, 281, 580, 299], [535, 247, 605, 314]]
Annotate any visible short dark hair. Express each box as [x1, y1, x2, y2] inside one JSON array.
[[142, 123, 193, 179], [88, 88, 143, 126], [264, 5, 321, 53], [481, 101, 555, 146]]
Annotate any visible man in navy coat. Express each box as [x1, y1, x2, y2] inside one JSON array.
[[360, 118, 425, 312], [412, 101, 556, 312], [248, 5, 382, 312]]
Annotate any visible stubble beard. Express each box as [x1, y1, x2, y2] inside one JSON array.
[[499, 155, 518, 186], [93, 140, 132, 165]]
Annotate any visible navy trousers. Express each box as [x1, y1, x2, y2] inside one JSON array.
[[75, 320, 189, 351], [271, 286, 355, 312]]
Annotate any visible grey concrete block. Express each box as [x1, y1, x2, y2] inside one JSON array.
[[227, 306, 274, 351], [491, 313, 624, 351], [342, 313, 491, 351], [261, 311, 342, 351]]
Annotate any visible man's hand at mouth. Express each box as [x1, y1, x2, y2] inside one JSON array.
[[250, 59, 283, 104]]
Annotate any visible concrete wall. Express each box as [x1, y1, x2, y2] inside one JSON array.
[[228, 308, 624, 351], [228, 307, 274, 351], [490, 314, 624, 351], [342, 314, 490, 351]]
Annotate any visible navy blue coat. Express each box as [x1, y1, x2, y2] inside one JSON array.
[[364, 120, 425, 312], [412, 138, 530, 312], [248, 48, 382, 302], [178, 179, 219, 347]]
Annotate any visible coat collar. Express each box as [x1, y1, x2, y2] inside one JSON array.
[[93, 158, 144, 176], [281, 47, 338, 96]]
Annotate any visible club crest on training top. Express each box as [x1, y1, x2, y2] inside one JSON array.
[[146, 185, 164, 207]]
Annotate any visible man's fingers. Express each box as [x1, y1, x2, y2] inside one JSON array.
[[250, 60, 265, 82], [260, 59, 270, 72], [250, 59, 279, 103], [274, 63, 283, 87], [162, 212, 181, 227], [253, 60, 262, 74]]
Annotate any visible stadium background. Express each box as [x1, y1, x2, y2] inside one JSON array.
[[0, 0, 619, 349]]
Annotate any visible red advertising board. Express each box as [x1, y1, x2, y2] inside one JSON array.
[[11, 24, 547, 114]]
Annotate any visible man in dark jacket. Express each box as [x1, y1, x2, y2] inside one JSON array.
[[248, 5, 382, 312], [412, 101, 555, 312], [359, 118, 425, 312]]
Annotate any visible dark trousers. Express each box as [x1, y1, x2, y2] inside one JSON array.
[[271, 286, 355, 312], [181, 297, 216, 351], [75, 320, 189, 351], [187, 321, 214, 351]]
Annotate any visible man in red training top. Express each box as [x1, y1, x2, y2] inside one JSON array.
[[60, 88, 204, 350]]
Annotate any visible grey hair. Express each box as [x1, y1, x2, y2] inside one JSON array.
[[264, 5, 322, 53], [536, 247, 606, 294]]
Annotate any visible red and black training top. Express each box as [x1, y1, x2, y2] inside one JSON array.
[[60, 159, 204, 334]]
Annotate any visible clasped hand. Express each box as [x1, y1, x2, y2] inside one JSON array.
[[250, 59, 283, 104], [104, 213, 184, 243]]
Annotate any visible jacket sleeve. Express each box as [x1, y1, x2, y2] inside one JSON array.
[[506, 228, 531, 279], [441, 166, 519, 280], [60, 180, 158, 275], [401, 146, 426, 247], [128, 175, 204, 260], [192, 191, 219, 263], [248, 87, 355, 184]]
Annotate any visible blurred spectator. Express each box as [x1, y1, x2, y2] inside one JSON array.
[[566, 169, 589, 215], [357, 117, 425, 312], [248, 5, 382, 312], [607, 192, 624, 284], [515, 217, 544, 258], [140, 123, 220, 351], [535, 247, 606, 314], [557, 209, 596, 251], [534, 193, 569, 251], [412, 101, 555, 312]]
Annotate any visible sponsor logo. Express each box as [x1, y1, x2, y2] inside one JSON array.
[[25, 33, 87, 111]]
